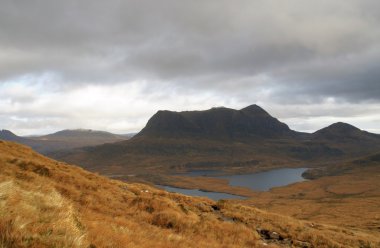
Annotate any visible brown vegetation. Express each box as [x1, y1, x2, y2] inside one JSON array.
[[1, 140, 379, 247]]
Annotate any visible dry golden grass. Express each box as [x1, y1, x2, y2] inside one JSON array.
[[1, 140, 379, 247]]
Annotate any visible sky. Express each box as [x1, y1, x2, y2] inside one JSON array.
[[1, 0, 380, 135]]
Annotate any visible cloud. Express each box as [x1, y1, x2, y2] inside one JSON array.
[[0, 0, 379, 134]]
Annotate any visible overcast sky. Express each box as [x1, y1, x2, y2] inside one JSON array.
[[1, 0, 380, 135]]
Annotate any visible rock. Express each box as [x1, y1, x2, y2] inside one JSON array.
[[269, 231, 280, 240], [294, 240, 312, 248], [211, 204, 220, 211], [257, 229, 283, 240]]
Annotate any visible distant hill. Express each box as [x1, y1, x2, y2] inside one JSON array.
[[312, 122, 380, 141], [35, 129, 126, 142], [0, 129, 29, 142], [0, 129, 128, 154], [52, 105, 380, 177]]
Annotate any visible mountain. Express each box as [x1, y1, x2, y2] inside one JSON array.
[[0, 129, 128, 154], [1, 140, 378, 247], [0, 129, 29, 142], [137, 105, 294, 140], [35, 129, 126, 142], [52, 105, 380, 178], [312, 122, 380, 141]]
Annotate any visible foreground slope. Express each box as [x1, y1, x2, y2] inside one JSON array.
[[1, 141, 379, 247]]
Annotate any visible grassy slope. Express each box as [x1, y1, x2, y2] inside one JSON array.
[[1, 140, 379, 248]]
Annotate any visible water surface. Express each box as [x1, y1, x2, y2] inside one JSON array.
[[162, 167, 308, 200], [176, 170, 221, 177], [160, 185, 246, 201], [219, 168, 308, 191]]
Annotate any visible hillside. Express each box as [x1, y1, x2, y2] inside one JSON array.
[[52, 105, 380, 179], [0, 129, 128, 154], [1, 140, 379, 247]]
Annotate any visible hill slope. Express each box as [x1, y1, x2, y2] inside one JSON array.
[[1, 140, 379, 247]]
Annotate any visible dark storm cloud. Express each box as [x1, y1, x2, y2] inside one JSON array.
[[2, 0, 380, 136], [0, 0, 379, 102], [269, 47, 380, 103]]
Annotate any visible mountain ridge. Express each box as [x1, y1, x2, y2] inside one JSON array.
[[52, 104, 380, 178], [136, 104, 295, 140]]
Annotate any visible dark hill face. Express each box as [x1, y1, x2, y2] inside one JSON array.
[[312, 122, 379, 141], [136, 104, 294, 140]]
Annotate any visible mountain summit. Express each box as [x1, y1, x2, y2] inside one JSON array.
[[137, 105, 293, 140], [240, 104, 271, 117], [312, 122, 379, 141]]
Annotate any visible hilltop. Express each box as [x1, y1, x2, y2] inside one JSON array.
[[312, 122, 379, 142], [1, 140, 379, 247], [37, 129, 125, 141]]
